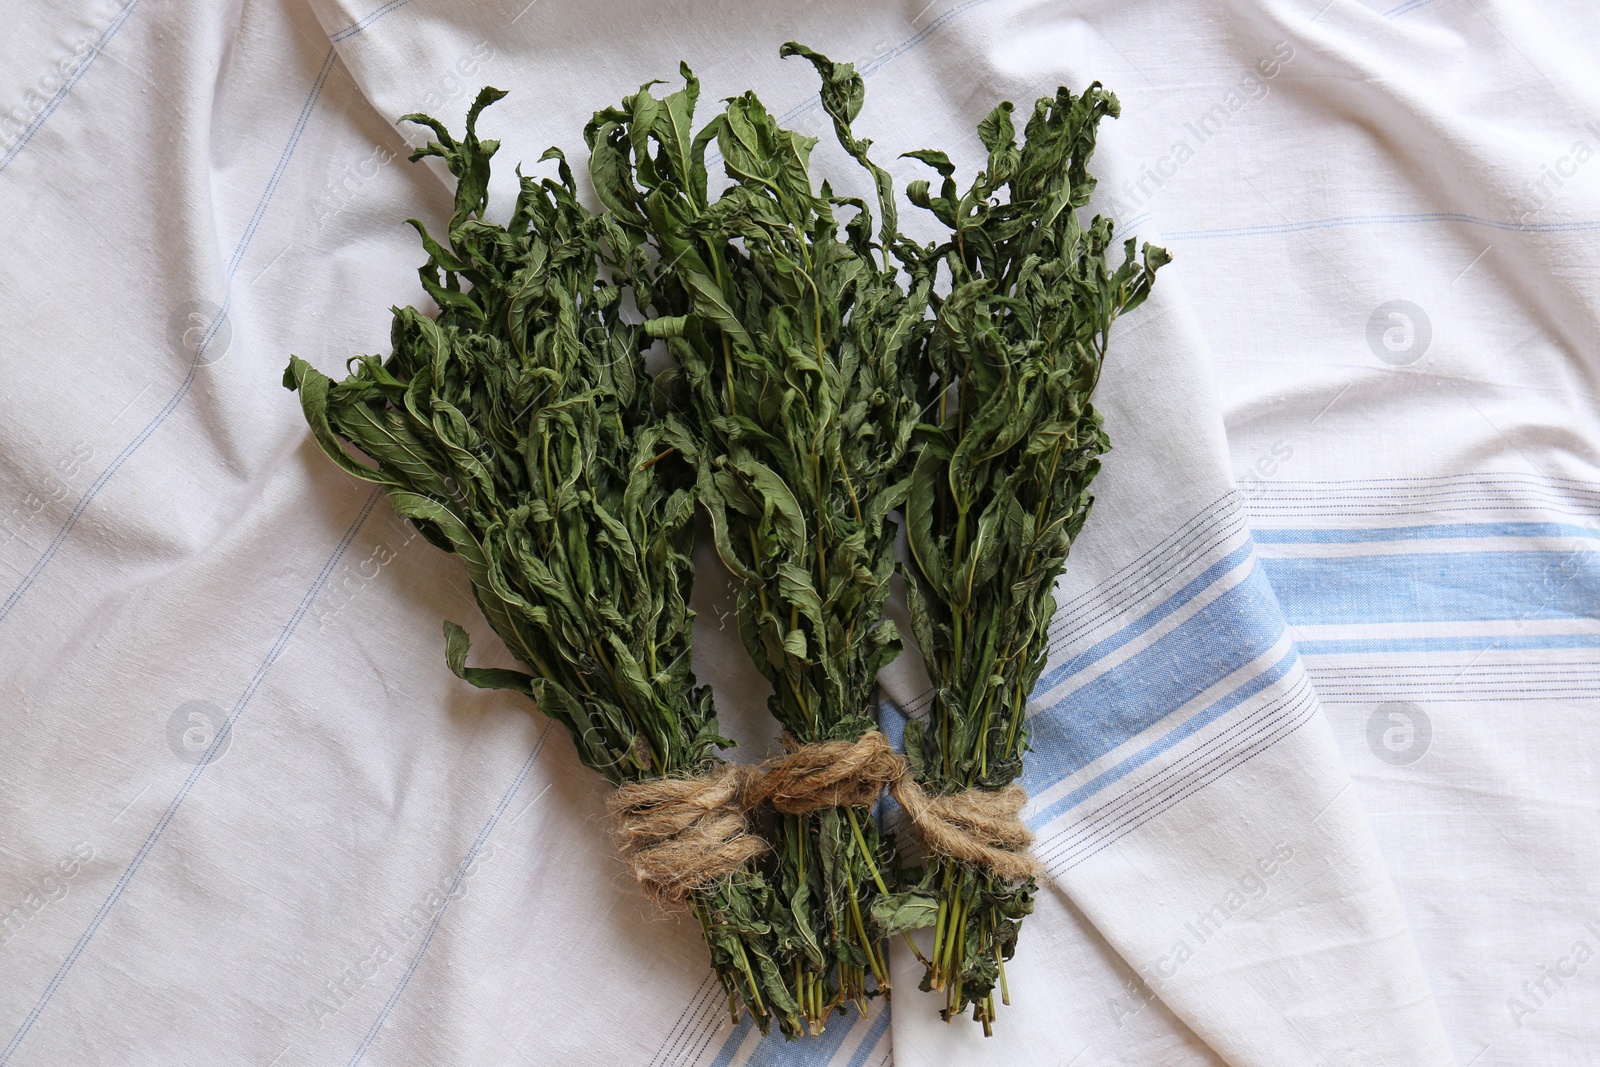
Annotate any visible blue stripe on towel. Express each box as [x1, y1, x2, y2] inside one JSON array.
[[1024, 560, 1286, 795], [1029, 647, 1300, 830], [1261, 551, 1600, 626], [1253, 521, 1600, 545]]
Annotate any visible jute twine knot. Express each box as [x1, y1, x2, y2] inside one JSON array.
[[604, 732, 1039, 908], [605, 764, 769, 908], [747, 730, 1041, 883], [890, 775, 1040, 883], [741, 730, 905, 812]]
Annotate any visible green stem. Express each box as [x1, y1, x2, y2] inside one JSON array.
[[843, 807, 891, 993], [947, 892, 968, 1017], [846, 874, 886, 987], [844, 807, 890, 896]]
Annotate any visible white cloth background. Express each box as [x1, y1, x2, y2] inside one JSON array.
[[1, 1, 1596, 1065]]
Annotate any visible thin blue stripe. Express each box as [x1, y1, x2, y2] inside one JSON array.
[[226, 48, 337, 280], [744, 1006, 873, 1066], [329, 0, 416, 42], [1299, 633, 1600, 655], [1029, 647, 1299, 830], [770, 0, 997, 129], [0, 1, 143, 175], [1023, 561, 1286, 794], [346, 727, 550, 1067], [844, 1007, 891, 1067], [1262, 551, 1600, 626], [0, 488, 382, 1065], [855, 0, 994, 79], [1165, 210, 1600, 242], [1121, 210, 1153, 233], [1237, 472, 1600, 493], [707, 1017, 756, 1067], [1033, 542, 1252, 695], [1253, 522, 1600, 545], [0, 46, 337, 627]]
